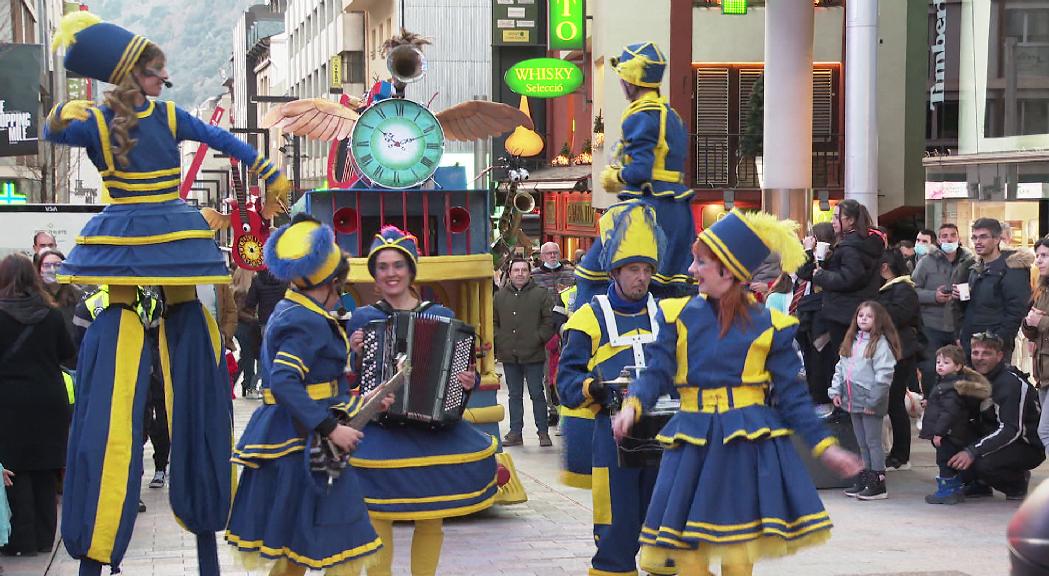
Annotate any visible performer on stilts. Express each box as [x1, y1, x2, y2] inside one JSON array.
[[612, 210, 864, 576], [573, 42, 694, 311], [45, 11, 290, 576], [226, 214, 389, 575], [557, 201, 674, 576], [347, 227, 498, 576]]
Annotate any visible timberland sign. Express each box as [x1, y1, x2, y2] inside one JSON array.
[[505, 58, 583, 98]]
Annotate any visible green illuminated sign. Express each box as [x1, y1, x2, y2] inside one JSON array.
[[0, 182, 26, 205], [722, 0, 747, 15], [504, 58, 584, 98], [549, 0, 585, 50]]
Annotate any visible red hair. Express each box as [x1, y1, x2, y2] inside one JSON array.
[[693, 238, 754, 337]]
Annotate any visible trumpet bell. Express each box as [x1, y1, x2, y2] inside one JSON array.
[[387, 45, 427, 84], [512, 191, 535, 213]]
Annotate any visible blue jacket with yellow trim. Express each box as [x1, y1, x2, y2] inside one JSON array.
[[44, 99, 280, 202], [234, 289, 361, 464], [557, 296, 655, 410], [629, 296, 832, 451], [613, 92, 690, 200]]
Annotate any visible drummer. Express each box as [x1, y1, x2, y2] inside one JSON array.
[[557, 201, 674, 576]]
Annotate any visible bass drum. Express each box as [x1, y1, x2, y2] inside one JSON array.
[[616, 396, 679, 468]]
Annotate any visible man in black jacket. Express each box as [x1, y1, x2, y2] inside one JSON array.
[[242, 269, 288, 398], [954, 218, 1033, 361], [949, 333, 1044, 499]]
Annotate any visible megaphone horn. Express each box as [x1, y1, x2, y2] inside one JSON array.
[[448, 206, 471, 234], [512, 191, 535, 213], [333, 207, 359, 234], [387, 45, 427, 84]]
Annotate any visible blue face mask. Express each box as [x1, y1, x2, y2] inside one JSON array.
[[940, 242, 958, 254], [914, 243, 929, 257]]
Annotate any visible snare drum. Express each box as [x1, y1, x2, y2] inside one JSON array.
[[616, 396, 680, 468]]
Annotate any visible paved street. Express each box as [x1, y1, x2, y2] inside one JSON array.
[[2, 388, 1038, 576]]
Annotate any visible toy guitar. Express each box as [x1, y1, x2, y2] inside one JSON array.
[[228, 158, 270, 271]]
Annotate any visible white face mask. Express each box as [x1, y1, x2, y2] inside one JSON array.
[[543, 260, 560, 270], [41, 270, 58, 284], [940, 242, 958, 254]]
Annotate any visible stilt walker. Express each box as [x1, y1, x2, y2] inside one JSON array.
[[46, 11, 290, 576], [573, 42, 694, 311]]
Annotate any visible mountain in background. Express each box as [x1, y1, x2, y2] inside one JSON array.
[[90, 0, 260, 109]]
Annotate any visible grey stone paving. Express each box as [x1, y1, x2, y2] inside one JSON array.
[[1, 387, 1037, 575]]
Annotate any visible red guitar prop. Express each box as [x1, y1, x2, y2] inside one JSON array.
[[228, 158, 270, 271]]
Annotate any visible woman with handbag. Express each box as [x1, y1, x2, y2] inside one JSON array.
[[0, 254, 75, 557]]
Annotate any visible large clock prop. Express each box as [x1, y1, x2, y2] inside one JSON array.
[[351, 98, 445, 189]]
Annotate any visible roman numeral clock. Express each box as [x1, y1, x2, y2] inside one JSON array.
[[351, 98, 445, 189]]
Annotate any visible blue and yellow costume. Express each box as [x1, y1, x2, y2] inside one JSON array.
[[46, 12, 287, 576], [574, 42, 694, 311], [623, 210, 837, 576], [558, 202, 673, 576], [226, 216, 381, 575], [347, 227, 498, 576]]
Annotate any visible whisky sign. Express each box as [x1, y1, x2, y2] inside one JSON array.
[[504, 57, 583, 98]]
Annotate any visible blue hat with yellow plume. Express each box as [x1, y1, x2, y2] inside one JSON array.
[[611, 42, 666, 88], [697, 209, 806, 282], [264, 214, 345, 289], [52, 11, 152, 85], [367, 225, 420, 278], [598, 201, 665, 271]]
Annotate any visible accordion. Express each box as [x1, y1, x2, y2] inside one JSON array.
[[358, 311, 476, 428]]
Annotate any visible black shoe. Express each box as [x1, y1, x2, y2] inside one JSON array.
[[138, 499, 147, 513], [885, 456, 911, 471], [843, 470, 869, 498], [964, 481, 994, 498], [857, 472, 888, 500], [1007, 472, 1032, 501]]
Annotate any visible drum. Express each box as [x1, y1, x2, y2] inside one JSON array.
[[616, 396, 679, 468]]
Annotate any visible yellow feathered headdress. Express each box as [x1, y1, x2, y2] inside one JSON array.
[[697, 209, 805, 282]]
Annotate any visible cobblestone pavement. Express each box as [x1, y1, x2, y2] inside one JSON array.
[[1, 389, 1039, 575]]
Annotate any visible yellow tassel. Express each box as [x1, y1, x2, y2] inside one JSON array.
[[737, 210, 807, 274], [52, 11, 102, 51], [615, 55, 652, 86]]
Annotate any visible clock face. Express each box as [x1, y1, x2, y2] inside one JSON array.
[[350, 98, 445, 189]]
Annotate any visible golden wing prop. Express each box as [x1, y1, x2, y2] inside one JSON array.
[[260, 97, 362, 141], [436, 101, 533, 142]]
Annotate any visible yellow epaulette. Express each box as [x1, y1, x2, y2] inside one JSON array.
[[768, 307, 800, 330], [657, 296, 691, 323]]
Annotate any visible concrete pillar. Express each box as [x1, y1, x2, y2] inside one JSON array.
[[845, 0, 879, 219], [763, 0, 813, 231]]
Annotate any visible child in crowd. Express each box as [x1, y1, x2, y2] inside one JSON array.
[[829, 301, 900, 500], [919, 344, 992, 505]]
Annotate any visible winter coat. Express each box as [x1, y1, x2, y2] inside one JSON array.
[[912, 246, 974, 332], [246, 269, 289, 325], [919, 367, 992, 446], [970, 362, 1043, 456], [494, 279, 555, 364], [0, 294, 75, 471], [956, 250, 1034, 346], [531, 262, 576, 296], [828, 331, 896, 415], [812, 230, 885, 329], [1024, 285, 1049, 388], [876, 275, 923, 360]]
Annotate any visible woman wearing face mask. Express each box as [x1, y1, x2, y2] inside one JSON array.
[[33, 249, 82, 351], [347, 226, 497, 576], [226, 214, 392, 576]]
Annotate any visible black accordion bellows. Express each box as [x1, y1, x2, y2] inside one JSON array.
[[359, 311, 476, 428]]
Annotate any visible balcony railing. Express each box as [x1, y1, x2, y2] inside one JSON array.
[[692, 133, 844, 190]]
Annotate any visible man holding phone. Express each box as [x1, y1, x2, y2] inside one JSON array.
[[912, 223, 973, 391]]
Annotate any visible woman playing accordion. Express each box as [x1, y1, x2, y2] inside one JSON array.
[[347, 226, 498, 576]]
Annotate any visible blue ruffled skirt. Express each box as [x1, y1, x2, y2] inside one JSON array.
[[351, 422, 498, 520], [58, 199, 229, 286], [639, 406, 831, 568], [226, 401, 381, 573]]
